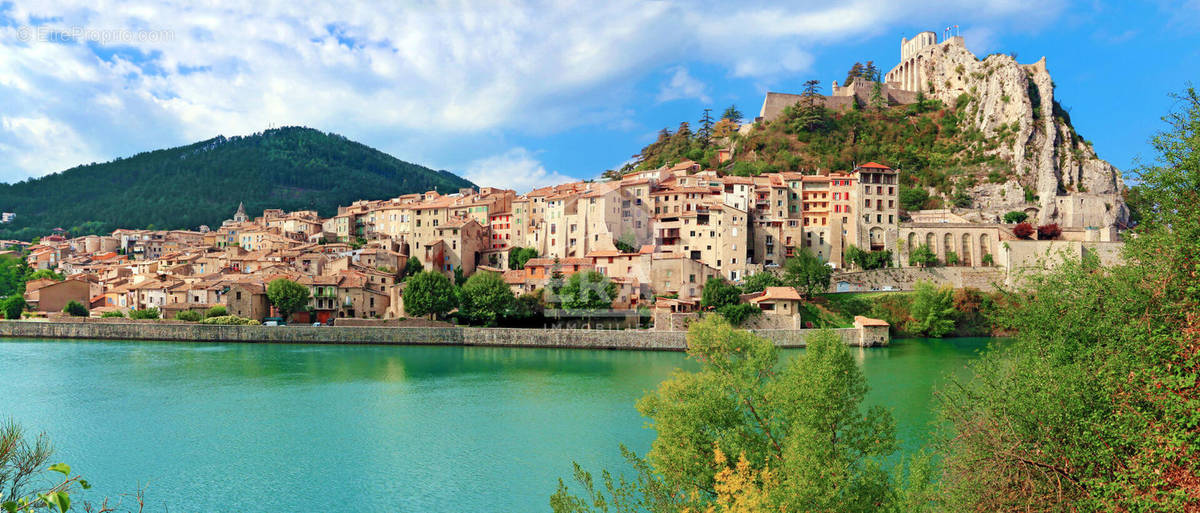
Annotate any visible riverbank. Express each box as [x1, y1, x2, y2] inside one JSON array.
[[0, 320, 888, 350]]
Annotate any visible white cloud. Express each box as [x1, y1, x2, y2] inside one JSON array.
[[657, 66, 710, 104], [0, 0, 1067, 181], [462, 148, 574, 193]]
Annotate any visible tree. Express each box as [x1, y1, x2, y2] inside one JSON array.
[[1037, 223, 1061, 239], [129, 307, 160, 320], [452, 266, 466, 287], [1002, 211, 1028, 223], [721, 105, 744, 124], [1012, 222, 1035, 239], [783, 248, 831, 298], [61, 300, 88, 317], [458, 271, 515, 326], [944, 250, 960, 266], [558, 271, 616, 311], [402, 270, 458, 319], [205, 305, 227, 318], [700, 277, 741, 309], [404, 256, 423, 277], [508, 247, 538, 270], [796, 79, 825, 131], [0, 256, 31, 297], [845, 244, 892, 270], [908, 244, 938, 267], [870, 82, 887, 110], [907, 281, 956, 337], [26, 269, 63, 282], [697, 108, 715, 148], [863, 60, 880, 82], [2, 296, 26, 320], [843, 61, 865, 87], [740, 271, 783, 294], [175, 310, 202, 322], [266, 278, 310, 321], [548, 257, 565, 293], [899, 187, 930, 211], [715, 303, 761, 326]]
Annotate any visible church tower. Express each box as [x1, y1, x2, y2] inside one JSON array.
[[233, 202, 248, 223]]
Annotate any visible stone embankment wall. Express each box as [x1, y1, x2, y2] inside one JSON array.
[[831, 267, 1007, 292], [0, 321, 884, 350]]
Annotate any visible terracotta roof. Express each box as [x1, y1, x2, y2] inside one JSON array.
[[502, 270, 525, 284], [749, 286, 804, 302], [858, 162, 891, 169], [855, 315, 890, 327]]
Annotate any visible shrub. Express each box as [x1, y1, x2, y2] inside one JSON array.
[[62, 300, 89, 317], [205, 305, 228, 318], [2, 296, 27, 320], [1002, 211, 1028, 224], [701, 277, 741, 309], [175, 310, 203, 322], [716, 303, 762, 326], [1037, 223, 1062, 239], [944, 250, 960, 266], [908, 244, 938, 267], [198, 315, 260, 325], [908, 281, 956, 337], [1013, 222, 1035, 239], [129, 308, 160, 320], [982, 253, 994, 266], [100, 310, 125, 318]]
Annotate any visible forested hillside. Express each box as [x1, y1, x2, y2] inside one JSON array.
[[0, 126, 474, 240]]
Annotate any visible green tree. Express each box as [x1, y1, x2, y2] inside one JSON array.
[[721, 105, 744, 124], [1002, 210, 1028, 223], [0, 255, 31, 297], [128, 307, 160, 320], [796, 79, 826, 131], [26, 270, 63, 282], [558, 271, 616, 311], [740, 271, 783, 294], [2, 296, 26, 320], [174, 310, 202, 322], [697, 108, 715, 148], [554, 317, 899, 511], [715, 303, 761, 326], [404, 256, 424, 277], [899, 187, 930, 211], [204, 305, 227, 318], [507, 247, 538, 270], [944, 250, 960, 266], [783, 248, 831, 298], [843, 61, 865, 86], [61, 301, 88, 317], [907, 281, 956, 337], [402, 270, 458, 319], [266, 278, 311, 322], [458, 271, 515, 326], [908, 244, 938, 267], [700, 277, 741, 309]]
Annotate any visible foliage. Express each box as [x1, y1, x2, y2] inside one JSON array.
[[402, 271, 458, 319], [404, 256, 424, 277], [981, 253, 994, 266], [907, 282, 957, 337], [715, 304, 761, 327], [507, 247, 539, 271], [899, 187, 930, 211], [266, 279, 311, 321], [61, 301, 88, 317], [204, 305, 227, 318], [457, 271, 515, 326], [1, 420, 53, 507], [937, 87, 1200, 512], [739, 272, 782, 294], [0, 127, 474, 240], [2, 296, 26, 320], [0, 256, 31, 298], [174, 310, 202, 322], [26, 270, 63, 282], [1012, 222, 1035, 239], [557, 271, 617, 311], [720, 105, 744, 124], [198, 315, 259, 325], [782, 248, 831, 298], [944, 250, 960, 266], [1002, 210, 1028, 223], [128, 308, 160, 320], [907, 244, 938, 267], [1037, 223, 1062, 239], [845, 244, 891, 270], [700, 277, 741, 309], [100, 310, 125, 318]]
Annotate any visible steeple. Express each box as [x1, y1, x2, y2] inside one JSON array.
[[233, 202, 248, 223]]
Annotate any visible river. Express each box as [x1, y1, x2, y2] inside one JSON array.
[[0, 337, 991, 512]]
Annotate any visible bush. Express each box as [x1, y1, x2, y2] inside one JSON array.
[[1002, 211, 1028, 223], [716, 303, 762, 326], [128, 308, 160, 320], [982, 253, 994, 266], [1037, 223, 1062, 239], [944, 250, 960, 266], [175, 310, 202, 322], [899, 187, 930, 211], [2, 296, 27, 320], [700, 277, 741, 309], [205, 305, 228, 318], [908, 244, 938, 267], [907, 281, 956, 337], [62, 300, 89, 317], [1013, 222, 1035, 239], [740, 271, 782, 294], [100, 310, 125, 318], [198, 315, 260, 325]]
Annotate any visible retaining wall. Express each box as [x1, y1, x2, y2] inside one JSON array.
[[0, 322, 882, 350]]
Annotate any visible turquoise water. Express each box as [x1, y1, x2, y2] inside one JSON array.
[[0, 338, 990, 512]]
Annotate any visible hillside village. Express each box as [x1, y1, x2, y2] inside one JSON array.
[[6, 30, 1128, 327]]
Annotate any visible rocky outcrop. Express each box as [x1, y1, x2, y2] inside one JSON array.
[[910, 37, 1129, 229]]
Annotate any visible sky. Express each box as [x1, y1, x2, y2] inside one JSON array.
[[0, 0, 1197, 193]]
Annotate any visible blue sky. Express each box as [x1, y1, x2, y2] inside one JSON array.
[[0, 1, 1197, 192]]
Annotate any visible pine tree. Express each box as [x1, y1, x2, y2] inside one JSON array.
[[843, 62, 865, 86], [864, 60, 880, 82], [721, 105, 744, 124], [796, 79, 825, 131], [697, 108, 715, 148]]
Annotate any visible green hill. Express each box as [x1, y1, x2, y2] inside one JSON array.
[[0, 126, 475, 240]]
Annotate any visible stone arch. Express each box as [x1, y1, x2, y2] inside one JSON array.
[[979, 233, 991, 264], [906, 232, 916, 256], [925, 232, 935, 254], [961, 233, 972, 266], [869, 227, 885, 249], [943, 233, 954, 264]]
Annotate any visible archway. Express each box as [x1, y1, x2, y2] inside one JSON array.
[[943, 233, 954, 265], [961, 233, 973, 266]]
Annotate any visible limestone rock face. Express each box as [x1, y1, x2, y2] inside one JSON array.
[[912, 38, 1129, 229]]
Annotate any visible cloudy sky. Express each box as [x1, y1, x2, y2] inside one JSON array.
[[0, 0, 1197, 191]]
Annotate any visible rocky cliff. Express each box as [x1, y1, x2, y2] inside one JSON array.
[[912, 37, 1129, 228]]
